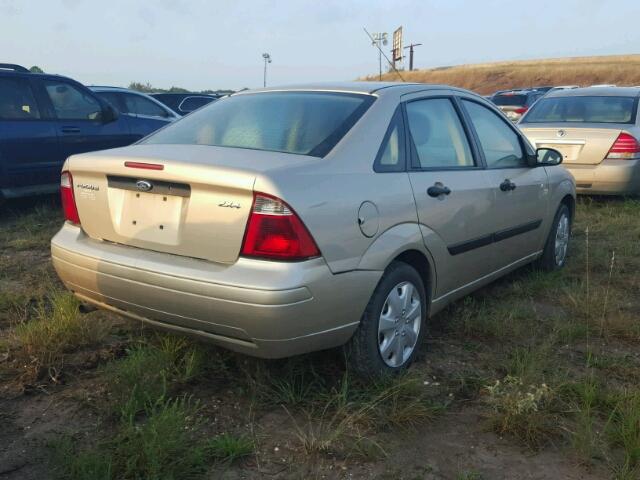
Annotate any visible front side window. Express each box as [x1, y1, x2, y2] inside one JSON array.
[[406, 98, 474, 169], [143, 92, 374, 157], [0, 77, 40, 119], [44, 80, 101, 120], [522, 96, 636, 124], [462, 100, 525, 168]]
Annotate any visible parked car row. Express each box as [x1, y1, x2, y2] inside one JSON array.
[[0, 64, 223, 202], [2, 59, 638, 377]]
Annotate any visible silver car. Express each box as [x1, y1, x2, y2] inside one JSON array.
[[51, 82, 575, 377], [519, 87, 640, 195]]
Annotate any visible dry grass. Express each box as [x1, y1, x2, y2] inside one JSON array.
[[362, 54, 640, 94]]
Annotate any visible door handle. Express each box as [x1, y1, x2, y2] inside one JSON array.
[[61, 126, 81, 134], [500, 179, 516, 191], [427, 183, 452, 197]]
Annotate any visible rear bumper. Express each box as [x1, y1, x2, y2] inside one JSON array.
[[51, 223, 381, 358], [565, 160, 640, 195]]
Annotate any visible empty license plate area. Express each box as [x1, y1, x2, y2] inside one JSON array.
[[107, 176, 190, 246]]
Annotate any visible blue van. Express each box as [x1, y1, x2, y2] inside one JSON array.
[[0, 64, 173, 201]]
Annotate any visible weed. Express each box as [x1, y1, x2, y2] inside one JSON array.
[[456, 471, 484, 480], [51, 436, 112, 480], [53, 396, 211, 480], [102, 335, 205, 418], [289, 373, 441, 458], [607, 390, 640, 473], [485, 375, 560, 449], [10, 290, 110, 381], [207, 433, 254, 463]]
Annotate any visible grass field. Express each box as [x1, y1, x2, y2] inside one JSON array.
[[362, 54, 640, 94], [1, 194, 640, 479]]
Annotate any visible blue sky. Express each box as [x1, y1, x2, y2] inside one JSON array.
[[2, 0, 639, 91]]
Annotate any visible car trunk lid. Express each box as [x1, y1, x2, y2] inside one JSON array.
[[520, 126, 624, 165], [67, 144, 310, 263]]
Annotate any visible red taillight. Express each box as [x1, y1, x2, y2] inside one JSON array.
[[60, 171, 80, 224], [606, 132, 640, 160], [514, 106, 528, 114], [241, 193, 320, 261]]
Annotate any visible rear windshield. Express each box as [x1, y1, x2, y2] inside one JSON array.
[[522, 96, 637, 124], [143, 91, 374, 157], [492, 94, 527, 107]]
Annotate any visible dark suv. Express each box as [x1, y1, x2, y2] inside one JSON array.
[[0, 64, 168, 201]]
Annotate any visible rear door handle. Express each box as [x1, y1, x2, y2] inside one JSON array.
[[500, 179, 516, 192], [427, 184, 451, 197], [61, 126, 81, 134]]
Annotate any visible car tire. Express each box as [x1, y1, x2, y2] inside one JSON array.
[[537, 203, 571, 271], [345, 261, 427, 378]]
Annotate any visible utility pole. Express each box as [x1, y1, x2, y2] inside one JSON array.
[[370, 32, 388, 80], [262, 53, 272, 87], [403, 43, 422, 71]]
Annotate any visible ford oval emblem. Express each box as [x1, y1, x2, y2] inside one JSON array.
[[136, 180, 153, 192]]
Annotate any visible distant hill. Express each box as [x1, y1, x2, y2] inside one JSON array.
[[362, 54, 640, 94]]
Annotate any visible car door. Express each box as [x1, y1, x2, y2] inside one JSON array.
[[119, 92, 174, 137], [459, 97, 549, 267], [34, 78, 134, 161], [0, 74, 61, 193], [403, 93, 500, 298]]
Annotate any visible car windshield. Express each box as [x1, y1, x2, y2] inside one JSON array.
[[492, 94, 527, 106], [143, 91, 374, 157], [523, 96, 637, 124]]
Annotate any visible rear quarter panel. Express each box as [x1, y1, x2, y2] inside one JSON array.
[[543, 165, 576, 241], [253, 93, 423, 274]]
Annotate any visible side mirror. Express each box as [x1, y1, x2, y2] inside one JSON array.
[[533, 147, 563, 166]]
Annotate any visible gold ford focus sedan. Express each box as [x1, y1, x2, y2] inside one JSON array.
[[519, 87, 640, 195], [52, 83, 575, 377]]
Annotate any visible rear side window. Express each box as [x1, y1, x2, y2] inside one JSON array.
[[462, 100, 525, 168], [522, 96, 636, 124], [95, 91, 124, 111], [123, 93, 169, 118], [406, 98, 474, 169], [0, 77, 40, 119], [492, 94, 527, 107], [144, 92, 374, 157], [43, 80, 101, 120], [179, 96, 214, 113], [374, 108, 405, 172]]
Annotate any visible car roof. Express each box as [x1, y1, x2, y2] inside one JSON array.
[[544, 86, 640, 98], [235, 81, 469, 97], [493, 89, 541, 96], [151, 92, 217, 97], [90, 86, 145, 93]]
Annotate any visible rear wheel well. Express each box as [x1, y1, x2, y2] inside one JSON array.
[[561, 194, 575, 220], [392, 250, 432, 312]]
